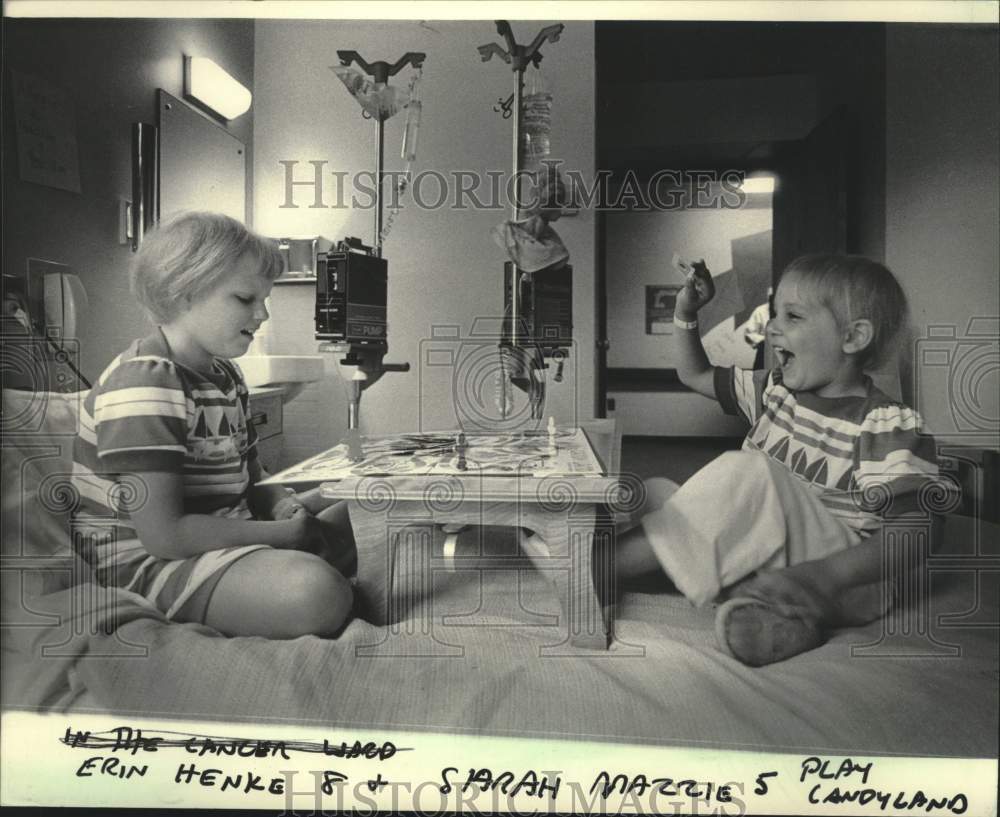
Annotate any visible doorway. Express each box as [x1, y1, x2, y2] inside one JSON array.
[[594, 21, 873, 431]]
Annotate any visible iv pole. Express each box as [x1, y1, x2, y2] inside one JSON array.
[[337, 50, 426, 258], [478, 21, 564, 420], [332, 50, 425, 434]]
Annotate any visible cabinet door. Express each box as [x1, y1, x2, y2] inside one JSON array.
[[249, 392, 284, 471]]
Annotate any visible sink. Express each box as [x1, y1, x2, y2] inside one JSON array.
[[238, 355, 325, 402]]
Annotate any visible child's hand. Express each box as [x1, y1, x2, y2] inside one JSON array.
[[272, 493, 307, 521], [286, 505, 326, 552], [674, 259, 715, 318], [287, 506, 344, 565]]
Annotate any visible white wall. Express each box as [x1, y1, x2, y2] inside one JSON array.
[[606, 204, 772, 369], [605, 198, 771, 437], [253, 21, 596, 463], [3, 19, 255, 381], [886, 25, 999, 447]]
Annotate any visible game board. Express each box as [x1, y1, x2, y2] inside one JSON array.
[[259, 427, 605, 485]]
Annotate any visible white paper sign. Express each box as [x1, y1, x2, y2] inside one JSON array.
[[11, 70, 82, 193]]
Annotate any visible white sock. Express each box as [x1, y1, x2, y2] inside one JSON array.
[[519, 529, 550, 560]]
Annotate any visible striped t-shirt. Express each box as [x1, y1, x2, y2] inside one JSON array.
[[714, 366, 947, 536], [71, 331, 259, 574]]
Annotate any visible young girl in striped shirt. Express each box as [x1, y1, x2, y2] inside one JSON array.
[[72, 212, 354, 638], [612, 254, 951, 666]]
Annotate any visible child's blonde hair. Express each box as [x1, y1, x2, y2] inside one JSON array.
[[779, 254, 909, 370], [130, 212, 284, 324]]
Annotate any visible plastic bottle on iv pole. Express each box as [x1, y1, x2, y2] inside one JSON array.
[[521, 69, 552, 165]]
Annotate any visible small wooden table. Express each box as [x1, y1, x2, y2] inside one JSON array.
[[319, 421, 623, 650]]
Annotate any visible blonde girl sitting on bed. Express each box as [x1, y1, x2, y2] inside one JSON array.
[[610, 254, 949, 666], [71, 212, 355, 638]]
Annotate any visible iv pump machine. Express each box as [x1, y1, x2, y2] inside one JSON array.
[[314, 237, 388, 347]]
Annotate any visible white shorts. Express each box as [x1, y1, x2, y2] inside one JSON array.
[[639, 451, 862, 606]]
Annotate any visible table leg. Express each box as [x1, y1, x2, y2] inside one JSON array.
[[348, 500, 464, 657], [526, 506, 611, 650], [350, 498, 613, 651]]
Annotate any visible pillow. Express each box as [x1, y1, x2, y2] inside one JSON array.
[[1, 389, 92, 598], [1, 388, 86, 440]]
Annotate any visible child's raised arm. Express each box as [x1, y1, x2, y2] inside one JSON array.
[[673, 259, 716, 399], [126, 471, 310, 559]]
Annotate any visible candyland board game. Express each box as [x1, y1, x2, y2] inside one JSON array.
[[259, 427, 605, 485]]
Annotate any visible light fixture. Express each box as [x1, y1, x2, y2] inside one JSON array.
[[184, 56, 252, 121], [740, 175, 776, 195]]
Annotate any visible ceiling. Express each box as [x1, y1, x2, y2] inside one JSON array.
[[595, 21, 883, 167]]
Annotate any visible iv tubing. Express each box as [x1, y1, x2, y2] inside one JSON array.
[[509, 67, 524, 348], [374, 112, 385, 257]]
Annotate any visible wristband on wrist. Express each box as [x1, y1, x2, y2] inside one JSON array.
[[673, 315, 699, 330]]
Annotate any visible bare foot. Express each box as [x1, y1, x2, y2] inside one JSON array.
[[715, 568, 895, 666], [832, 581, 894, 626], [727, 569, 892, 628], [715, 570, 835, 666], [725, 569, 836, 621], [715, 596, 824, 666]]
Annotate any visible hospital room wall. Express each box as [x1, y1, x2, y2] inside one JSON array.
[[605, 206, 773, 370], [885, 25, 1000, 446], [253, 21, 596, 460], [2, 19, 255, 381], [604, 205, 771, 437]]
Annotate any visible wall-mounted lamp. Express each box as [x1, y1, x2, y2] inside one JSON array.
[[740, 175, 776, 195], [184, 56, 252, 121]]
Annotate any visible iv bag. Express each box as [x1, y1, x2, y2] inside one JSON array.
[[331, 65, 408, 119], [521, 69, 552, 166]]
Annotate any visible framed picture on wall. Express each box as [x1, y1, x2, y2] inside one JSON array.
[[645, 284, 682, 334], [11, 70, 82, 193]]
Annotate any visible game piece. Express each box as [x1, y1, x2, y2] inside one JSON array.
[[672, 252, 694, 278]]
